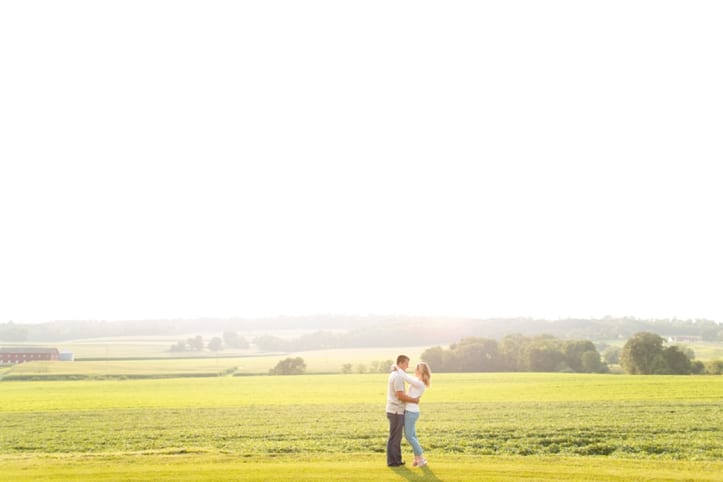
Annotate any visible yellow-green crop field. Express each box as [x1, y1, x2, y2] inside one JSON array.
[[1, 372, 722, 481]]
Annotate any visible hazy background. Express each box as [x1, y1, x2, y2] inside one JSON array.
[[1, 1, 721, 324]]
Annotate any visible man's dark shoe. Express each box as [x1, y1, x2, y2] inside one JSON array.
[[387, 461, 406, 467]]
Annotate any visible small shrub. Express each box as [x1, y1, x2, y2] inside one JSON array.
[[269, 357, 306, 375]]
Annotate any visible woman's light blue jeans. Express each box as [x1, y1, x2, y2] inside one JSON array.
[[404, 410, 423, 456]]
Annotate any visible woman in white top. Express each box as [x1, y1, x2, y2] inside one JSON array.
[[394, 361, 432, 467]]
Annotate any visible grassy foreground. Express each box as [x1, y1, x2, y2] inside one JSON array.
[[2, 453, 722, 481], [1, 373, 721, 480]]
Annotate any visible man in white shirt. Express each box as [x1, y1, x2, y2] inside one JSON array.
[[386, 354, 420, 467]]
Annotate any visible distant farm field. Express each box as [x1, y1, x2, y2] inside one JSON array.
[[0, 346, 429, 380], [1, 373, 721, 481], [41, 336, 431, 362], [2, 358, 239, 380]]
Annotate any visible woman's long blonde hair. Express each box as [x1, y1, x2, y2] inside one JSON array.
[[416, 362, 431, 387]]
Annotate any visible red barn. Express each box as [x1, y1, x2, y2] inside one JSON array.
[[0, 347, 60, 364]]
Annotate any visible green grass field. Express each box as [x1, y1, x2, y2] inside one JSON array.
[[1, 372, 721, 480]]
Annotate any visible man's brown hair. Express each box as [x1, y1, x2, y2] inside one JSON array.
[[396, 354, 410, 365]]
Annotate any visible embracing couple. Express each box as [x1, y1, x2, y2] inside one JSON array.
[[386, 354, 432, 468]]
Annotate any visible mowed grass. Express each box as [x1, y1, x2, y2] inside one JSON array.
[[1, 373, 722, 480]]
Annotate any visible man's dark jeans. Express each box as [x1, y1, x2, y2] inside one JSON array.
[[386, 412, 405, 466]]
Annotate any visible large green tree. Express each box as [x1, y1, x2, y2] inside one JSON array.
[[419, 346, 446, 370], [499, 334, 528, 371], [564, 340, 598, 372], [581, 350, 605, 373], [621, 332, 666, 374], [621, 332, 694, 374], [663, 346, 691, 374], [522, 342, 565, 372], [447, 337, 501, 372]]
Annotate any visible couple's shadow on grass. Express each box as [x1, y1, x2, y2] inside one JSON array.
[[388, 464, 441, 481]]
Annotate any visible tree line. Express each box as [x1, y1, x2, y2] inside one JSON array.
[[169, 332, 249, 352], [3, 316, 721, 344], [213, 332, 723, 375], [165, 331, 721, 375], [420, 335, 607, 373], [419, 332, 721, 375]]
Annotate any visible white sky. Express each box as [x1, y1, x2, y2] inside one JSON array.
[[1, 1, 721, 324]]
